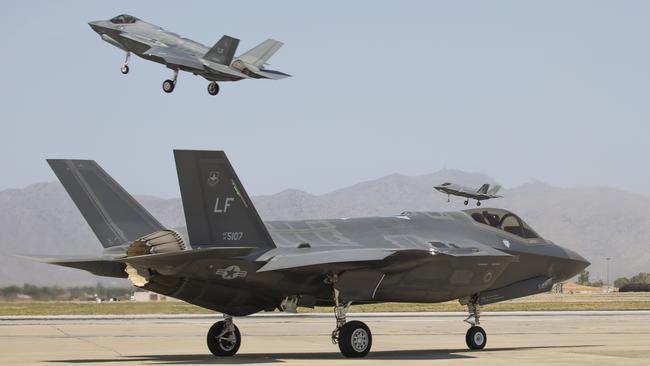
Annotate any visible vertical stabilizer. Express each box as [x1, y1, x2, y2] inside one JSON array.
[[173, 150, 275, 250], [237, 39, 284, 68], [47, 160, 165, 248], [488, 184, 502, 195], [477, 184, 490, 194], [204, 35, 240, 65]]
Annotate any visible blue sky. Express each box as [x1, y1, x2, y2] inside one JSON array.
[[1, 1, 649, 198]]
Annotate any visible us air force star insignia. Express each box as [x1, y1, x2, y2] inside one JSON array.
[[207, 171, 220, 187], [216, 265, 247, 280], [502, 239, 511, 248]]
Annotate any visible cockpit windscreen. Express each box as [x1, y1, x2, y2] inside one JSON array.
[[464, 208, 540, 239], [110, 14, 138, 24]]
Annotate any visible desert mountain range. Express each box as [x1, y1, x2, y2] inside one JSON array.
[[1, 169, 647, 286]]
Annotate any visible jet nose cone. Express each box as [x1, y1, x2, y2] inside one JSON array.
[[560, 248, 590, 280], [88, 21, 103, 33]]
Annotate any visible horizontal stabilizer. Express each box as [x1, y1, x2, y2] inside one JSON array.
[[16, 255, 127, 278], [115, 246, 256, 267]]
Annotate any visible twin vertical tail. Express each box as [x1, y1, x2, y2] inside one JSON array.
[[48, 151, 274, 254]]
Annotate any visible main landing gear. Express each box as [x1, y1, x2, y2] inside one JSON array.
[[206, 314, 241, 357], [463, 199, 482, 206], [207, 81, 220, 96], [460, 295, 487, 350], [120, 52, 131, 74], [163, 69, 178, 93], [327, 275, 372, 358]]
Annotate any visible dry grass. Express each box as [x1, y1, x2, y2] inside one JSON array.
[[1, 294, 650, 316]]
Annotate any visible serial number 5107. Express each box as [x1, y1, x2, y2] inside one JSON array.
[[222, 232, 244, 241]]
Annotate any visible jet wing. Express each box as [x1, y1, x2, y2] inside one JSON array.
[[143, 46, 205, 70], [256, 248, 396, 273], [256, 243, 513, 273]]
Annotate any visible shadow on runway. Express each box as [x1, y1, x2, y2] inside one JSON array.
[[46, 344, 602, 364]]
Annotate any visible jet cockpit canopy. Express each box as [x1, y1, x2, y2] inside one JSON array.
[[464, 208, 540, 240], [110, 14, 139, 24]]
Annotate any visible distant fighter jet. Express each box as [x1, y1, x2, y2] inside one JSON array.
[[435, 182, 502, 206], [88, 14, 290, 95], [23, 151, 588, 358]]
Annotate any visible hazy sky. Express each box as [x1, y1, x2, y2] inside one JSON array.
[[2, 1, 649, 198]]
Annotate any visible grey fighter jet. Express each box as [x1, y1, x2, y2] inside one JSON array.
[[435, 182, 502, 206], [25, 150, 589, 358], [88, 14, 290, 95]]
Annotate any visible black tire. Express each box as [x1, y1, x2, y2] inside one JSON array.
[[207, 82, 220, 96], [163, 79, 175, 93], [476, 201, 481, 206], [465, 326, 487, 350], [207, 321, 241, 357], [338, 321, 372, 358], [464, 200, 469, 205], [120, 65, 129, 74]]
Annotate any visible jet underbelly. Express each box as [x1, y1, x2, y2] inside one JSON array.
[[372, 252, 512, 303]]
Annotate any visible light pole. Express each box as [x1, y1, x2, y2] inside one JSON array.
[[606, 257, 611, 292]]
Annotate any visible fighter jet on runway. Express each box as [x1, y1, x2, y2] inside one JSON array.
[[88, 14, 290, 95], [435, 182, 502, 206], [26, 151, 589, 358]]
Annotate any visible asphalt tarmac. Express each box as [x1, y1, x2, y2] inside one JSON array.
[[1, 311, 649, 365]]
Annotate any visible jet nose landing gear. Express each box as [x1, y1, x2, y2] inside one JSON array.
[[120, 52, 130, 74], [206, 315, 241, 357], [461, 295, 487, 350], [466, 326, 487, 350]]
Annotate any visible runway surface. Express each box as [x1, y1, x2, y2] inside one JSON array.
[[1, 311, 649, 365]]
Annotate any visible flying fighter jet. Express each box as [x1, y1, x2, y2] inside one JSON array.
[[88, 14, 290, 95], [435, 182, 502, 206], [24, 150, 589, 358]]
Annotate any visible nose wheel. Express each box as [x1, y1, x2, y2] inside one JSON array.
[[120, 52, 130, 74], [461, 295, 487, 350], [163, 69, 179, 93], [207, 82, 220, 96], [207, 315, 241, 357], [466, 326, 487, 350]]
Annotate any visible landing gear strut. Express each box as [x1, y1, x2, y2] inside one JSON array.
[[206, 314, 241, 357], [460, 295, 487, 350], [163, 69, 178, 93], [120, 52, 130, 74], [326, 275, 372, 358]]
